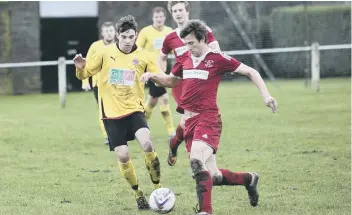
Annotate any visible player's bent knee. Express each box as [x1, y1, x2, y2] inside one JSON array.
[[142, 141, 153, 152], [135, 127, 154, 152], [115, 145, 130, 163], [159, 94, 169, 105], [190, 158, 205, 175]]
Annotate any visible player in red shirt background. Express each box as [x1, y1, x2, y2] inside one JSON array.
[[142, 20, 277, 215], [158, 1, 221, 167]]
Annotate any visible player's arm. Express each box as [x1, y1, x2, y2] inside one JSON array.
[[208, 41, 220, 52], [221, 54, 277, 112], [234, 64, 271, 97], [142, 58, 181, 88], [233, 64, 278, 112], [157, 52, 168, 73], [144, 52, 180, 88], [158, 34, 172, 72], [74, 49, 103, 80], [80, 43, 97, 90], [151, 73, 180, 88], [206, 26, 221, 52]]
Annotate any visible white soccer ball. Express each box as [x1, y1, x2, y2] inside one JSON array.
[[149, 188, 176, 214]]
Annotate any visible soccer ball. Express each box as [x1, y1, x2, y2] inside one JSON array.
[[149, 188, 176, 214]]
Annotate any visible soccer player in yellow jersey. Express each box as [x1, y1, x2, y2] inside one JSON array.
[[73, 15, 162, 210], [81, 22, 116, 145], [136, 6, 176, 138]]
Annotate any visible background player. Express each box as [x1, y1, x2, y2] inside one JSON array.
[[141, 20, 277, 215], [74, 15, 162, 211], [159, 1, 221, 166], [136, 6, 176, 138], [81, 22, 116, 145]]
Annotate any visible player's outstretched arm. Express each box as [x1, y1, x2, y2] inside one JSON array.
[[74, 51, 103, 80], [140, 72, 180, 88], [234, 64, 278, 113]]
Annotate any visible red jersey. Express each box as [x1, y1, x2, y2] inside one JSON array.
[[161, 27, 217, 105], [171, 49, 241, 113]]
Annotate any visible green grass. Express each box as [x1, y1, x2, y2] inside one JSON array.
[[0, 78, 350, 215]]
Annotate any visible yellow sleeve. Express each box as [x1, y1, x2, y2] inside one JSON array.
[[136, 28, 147, 48], [76, 47, 104, 80], [146, 52, 161, 74]]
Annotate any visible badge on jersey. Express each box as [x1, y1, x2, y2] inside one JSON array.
[[153, 38, 164, 50], [109, 68, 136, 86], [183, 69, 209, 80], [175, 46, 188, 56]]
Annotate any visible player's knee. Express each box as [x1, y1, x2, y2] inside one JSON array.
[[135, 128, 154, 152], [190, 158, 205, 175], [212, 172, 223, 185], [159, 94, 169, 105], [140, 135, 153, 152], [142, 141, 153, 152], [115, 145, 130, 163]]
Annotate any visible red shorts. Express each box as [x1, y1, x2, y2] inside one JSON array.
[[184, 112, 222, 153], [171, 80, 183, 105]]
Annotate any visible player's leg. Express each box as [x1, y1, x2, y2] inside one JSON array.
[[94, 86, 109, 145], [132, 112, 162, 190], [104, 118, 149, 210], [145, 82, 158, 120], [206, 154, 259, 207], [167, 114, 185, 166], [190, 140, 214, 214], [158, 92, 176, 137], [167, 84, 185, 166]]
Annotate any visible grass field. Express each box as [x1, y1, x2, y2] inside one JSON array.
[[0, 78, 350, 215]]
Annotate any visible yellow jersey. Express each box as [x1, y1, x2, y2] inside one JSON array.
[[76, 44, 161, 119], [136, 25, 173, 64], [81, 40, 107, 88]]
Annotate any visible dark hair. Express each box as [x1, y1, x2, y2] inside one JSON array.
[[152, 6, 166, 16], [167, 1, 190, 13], [180, 19, 208, 43], [115, 15, 138, 34]]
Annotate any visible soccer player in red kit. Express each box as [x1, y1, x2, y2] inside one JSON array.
[[159, 1, 221, 166], [141, 20, 278, 215]]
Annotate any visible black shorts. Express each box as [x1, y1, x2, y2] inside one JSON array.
[[148, 81, 167, 98], [93, 86, 98, 103], [103, 112, 149, 151]]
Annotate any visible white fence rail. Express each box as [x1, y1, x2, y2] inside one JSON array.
[[0, 43, 350, 108]]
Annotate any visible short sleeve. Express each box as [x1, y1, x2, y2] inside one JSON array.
[[161, 34, 171, 55], [218, 53, 241, 72], [170, 61, 183, 77]]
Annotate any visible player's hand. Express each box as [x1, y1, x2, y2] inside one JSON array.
[[140, 72, 155, 82], [73, 54, 86, 70], [264, 96, 278, 113], [82, 83, 91, 91]]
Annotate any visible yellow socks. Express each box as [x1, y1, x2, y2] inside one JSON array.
[[118, 160, 141, 196], [159, 104, 175, 136], [145, 105, 153, 120], [144, 151, 161, 189]]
